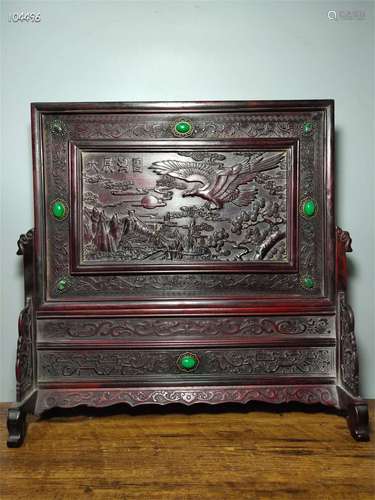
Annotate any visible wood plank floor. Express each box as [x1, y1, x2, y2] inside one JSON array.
[[0, 401, 374, 499]]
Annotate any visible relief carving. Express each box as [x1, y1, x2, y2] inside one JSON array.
[[44, 112, 323, 296], [339, 292, 359, 395], [337, 227, 352, 253], [81, 150, 289, 264], [64, 112, 321, 140], [37, 385, 338, 413], [16, 300, 33, 401], [70, 272, 300, 294], [40, 316, 333, 340], [39, 348, 334, 379], [16, 229, 34, 256], [204, 348, 333, 376], [15, 228, 35, 401]]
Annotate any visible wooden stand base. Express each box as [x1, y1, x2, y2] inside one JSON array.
[[7, 408, 26, 448], [7, 385, 369, 447]]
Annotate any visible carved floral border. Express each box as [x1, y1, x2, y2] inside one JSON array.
[[35, 384, 339, 415], [38, 315, 335, 341]]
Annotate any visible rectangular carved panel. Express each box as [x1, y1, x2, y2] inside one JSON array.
[[38, 347, 335, 381], [37, 316, 335, 344], [78, 148, 292, 268]]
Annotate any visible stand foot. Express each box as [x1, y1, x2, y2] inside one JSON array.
[[7, 408, 27, 448], [346, 403, 369, 441]]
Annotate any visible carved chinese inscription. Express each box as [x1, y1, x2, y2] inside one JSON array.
[[81, 150, 290, 264]]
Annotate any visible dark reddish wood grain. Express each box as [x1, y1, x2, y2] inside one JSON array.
[[2, 402, 374, 499]]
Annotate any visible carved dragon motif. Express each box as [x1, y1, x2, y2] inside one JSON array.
[[16, 229, 34, 256]]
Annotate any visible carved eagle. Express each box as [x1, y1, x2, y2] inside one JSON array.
[[150, 152, 285, 209]]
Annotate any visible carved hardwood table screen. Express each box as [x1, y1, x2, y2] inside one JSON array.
[[7, 100, 369, 446]]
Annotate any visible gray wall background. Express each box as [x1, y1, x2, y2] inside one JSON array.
[[1, 0, 374, 401]]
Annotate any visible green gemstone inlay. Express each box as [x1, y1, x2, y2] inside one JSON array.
[[57, 279, 68, 291], [303, 276, 314, 289], [52, 200, 67, 220], [51, 120, 64, 134], [175, 121, 191, 135], [179, 354, 198, 371], [303, 122, 313, 134], [53, 123, 62, 133], [303, 199, 316, 217]]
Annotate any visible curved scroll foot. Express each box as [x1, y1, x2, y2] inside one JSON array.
[[7, 408, 27, 448], [346, 403, 369, 442]]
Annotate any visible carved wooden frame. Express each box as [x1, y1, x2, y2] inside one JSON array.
[[31, 100, 334, 307], [69, 138, 298, 275]]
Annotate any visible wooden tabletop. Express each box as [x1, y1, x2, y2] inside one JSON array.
[[0, 401, 374, 499]]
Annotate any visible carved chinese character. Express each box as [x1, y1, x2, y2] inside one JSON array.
[[132, 157, 143, 173], [86, 159, 99, 173], [117, 157, 129, 173], [103, 157, 115, 173]]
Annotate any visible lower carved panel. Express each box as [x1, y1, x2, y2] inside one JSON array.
[[35, 385, 339, 414], [38, 347, 335, 381]]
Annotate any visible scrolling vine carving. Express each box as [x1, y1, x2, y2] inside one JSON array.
[[39, 348, 334, 379], [40, 316, 333, 340], [36, 385, 338, 414]]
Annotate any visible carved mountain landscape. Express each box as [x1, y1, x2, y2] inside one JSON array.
[[81, 150, 289, 264]]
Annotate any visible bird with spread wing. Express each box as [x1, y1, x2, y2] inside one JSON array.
[[150, 152, 285, 209]]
